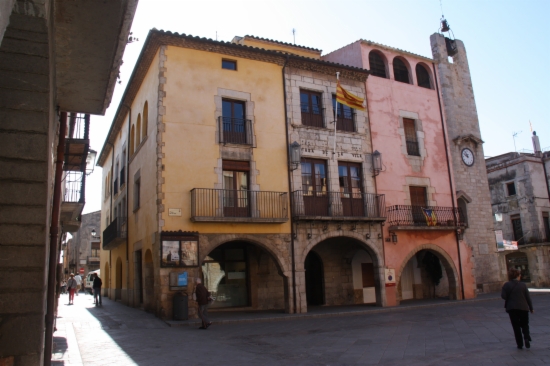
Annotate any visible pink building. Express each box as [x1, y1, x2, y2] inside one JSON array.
[[323, 37, 486, 304]]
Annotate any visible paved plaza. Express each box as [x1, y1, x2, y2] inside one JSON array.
[[52, 292, 550, 365]]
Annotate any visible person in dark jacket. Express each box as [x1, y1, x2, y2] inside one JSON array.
[[195, 278, 212, 329], [93, 273, 102, 306], [501, 268, 534, 349]]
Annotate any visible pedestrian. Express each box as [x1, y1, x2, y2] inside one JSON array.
[[74, 273, 82, 295], [67, 273, 77, 305], [93, 273, 102, 306], [194, 278, 212, 329], [61, 280, 67, 294], [501, 267, 534, 349]]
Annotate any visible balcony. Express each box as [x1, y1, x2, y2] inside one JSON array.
[[336, 111, 356, 132], [191, 188, 288, 223], [102, 217, 127, 250], [516, 229, 550, 246], [387, 205, 465, 231], [87, 256, 100, 265], [291, 191, 386, 221], [64, 114, 90, 171], [218, 117, 254, 146], [60, 171, 85, 232], [300, 106, 325, 128], [406, 140, 420, 156]]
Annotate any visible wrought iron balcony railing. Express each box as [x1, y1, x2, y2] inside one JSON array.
[[406, 140, 420, 156], [87, 256, 100, 264], [191, 188, 288, 223], [291, 191, 386, 220], [102, 217, 127, 249], [387, 205, 465, 228], [63, 171, 85, 203], [335, 111, 356, 132], [64, 113, 90, 171], [300, 106, 325, 128], [218, 117, 254, 146], [515, 229, 549, 246]]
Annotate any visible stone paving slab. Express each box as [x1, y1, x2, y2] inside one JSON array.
[[53, 291, 550, 365]]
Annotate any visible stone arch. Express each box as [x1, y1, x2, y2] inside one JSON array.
[[142, 101, 148, 138], [143, 249, 154, 312], [368, 50, 388, 78], [136, 114, 142, 146], [392, 56, 412, 84], [115, 257, 122, 301], [396, 244, 460, 302], [415, 62, 433, 89], [201, 234, 289, 275]]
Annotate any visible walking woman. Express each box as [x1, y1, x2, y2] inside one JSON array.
[[501, 268, 534, 349], [67, 273, 77, 305]]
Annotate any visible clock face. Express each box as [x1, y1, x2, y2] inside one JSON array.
[[461, 148, 474, 166]]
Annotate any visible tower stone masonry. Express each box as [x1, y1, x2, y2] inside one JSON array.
[[431, 34, 503, 292]]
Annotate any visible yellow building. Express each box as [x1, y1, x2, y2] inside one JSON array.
[[98, 30, 377, 319]]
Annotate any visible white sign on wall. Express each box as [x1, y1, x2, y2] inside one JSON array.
[[168, 208, 182, 216]]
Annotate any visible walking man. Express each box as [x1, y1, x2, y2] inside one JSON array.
[[501, 268, 534, 349], [93, 273, 103, 306], [194, 278, 212, 329], [67, 273, 77, 305], [74, 273, 82, 296]]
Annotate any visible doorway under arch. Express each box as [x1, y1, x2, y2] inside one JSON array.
[[115, 257, 122, 301], [505, 251, 531, 282], [103, 262, 110, 297], [143, 249, 155, 311], [397, 248, 459, 302], [202, 240, 288, 311], [305, 251, 324, 306]]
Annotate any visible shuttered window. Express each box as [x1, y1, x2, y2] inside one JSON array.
[[404, 118, 420, 156], [409, 186, 427, 207]]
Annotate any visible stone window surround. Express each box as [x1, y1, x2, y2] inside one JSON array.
[[397, 110, 426, 172], [290, 81, 367, 135], [403, 176, 437, 206], [504, 180, 517, 197], [214, 88, 259, 191]]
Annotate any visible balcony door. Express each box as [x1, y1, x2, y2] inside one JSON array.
[[222, 99, 246, 144], [409, 186, 427, 225], [339, 162, 364, 217], [223, 160, 249, 217], [300, 90, 324, 128], [301, 159, 328, 216]]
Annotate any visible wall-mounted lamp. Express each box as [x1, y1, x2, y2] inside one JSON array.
[[390, 232, 398, 243], [372, 150, 382, 177], [85, 149, 97, 176], [290, 141, 301, 171], [456, 229, 463, 241], [91, 229, 97, 237]]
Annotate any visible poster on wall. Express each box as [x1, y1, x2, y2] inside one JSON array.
[[161, 231, 199, 267], [385, 268, 396, 287], [495, 230, 518, 251]]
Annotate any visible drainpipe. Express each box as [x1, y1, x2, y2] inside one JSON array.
[[433, 62, 465, 301], [282, 55, 297, 313], [44, 111, 68, 366]]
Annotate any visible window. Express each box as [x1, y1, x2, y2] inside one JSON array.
[[134, 177, 141, 212], [300, 90, 324, 128], [301, 159, 328, 216], [543, 212, 550, 241], [130, 124, 135, 155], [511, 215, 524, 245], [368, 51, 387, 78], [393, 58, 410, 84], [339, 162, 364, 217], [416, 64, 431, 89], [507, 182, 516, 196], [332, 95, 355, 132], [136, 114, 142, 147], [404, 118, 420, 156], [410, 186, 427, 225], [142, 101, 148, 138], [221, 99, 249, 145], [458, 197, 468, 226], [91, 242, 100, 257], [120, 149, 126, 186], [222, 160, 249, 217], [222, 59, 237, 70]]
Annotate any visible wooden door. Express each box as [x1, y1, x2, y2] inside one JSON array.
[[301, 159, 328, 216], [223, 160, 250, 217], [339, 162, 364, 217], [409, 186, 427, 225]]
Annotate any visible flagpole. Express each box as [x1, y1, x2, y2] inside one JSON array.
[[334, 72, 339, 161]]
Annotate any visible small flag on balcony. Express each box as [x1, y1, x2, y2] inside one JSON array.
[[336, 81, 365, 111], [422, 207, 437, 226]]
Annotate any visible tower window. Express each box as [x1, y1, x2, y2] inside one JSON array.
[[416, 64, 431, 89], [368, 51, 387, 78], [393, 58, 410, 84], [507, 182, 516, 196]]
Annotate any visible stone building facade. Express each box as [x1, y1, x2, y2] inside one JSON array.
[[0, 2, 136, 365], [486, 134, 550, 287], [64, 211, 102, 281]]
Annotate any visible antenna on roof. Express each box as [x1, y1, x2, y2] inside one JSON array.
[[513, 131, 522, 152], [292, 28, 296, 45]]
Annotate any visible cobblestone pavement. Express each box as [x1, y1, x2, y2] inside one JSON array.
[[52, 291, 550, 365]]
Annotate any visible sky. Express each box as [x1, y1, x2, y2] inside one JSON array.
[[83, 0, 550, 214]]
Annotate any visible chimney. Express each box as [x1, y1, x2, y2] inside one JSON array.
[[532, 131, 542, 157]]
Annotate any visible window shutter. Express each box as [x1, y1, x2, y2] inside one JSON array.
[[222, 160, 250, 171]]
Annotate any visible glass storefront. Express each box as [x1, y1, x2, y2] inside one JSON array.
[[202, 244, 249, 308]]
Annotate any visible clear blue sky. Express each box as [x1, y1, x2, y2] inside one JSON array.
[[84, 0, 549, 214]]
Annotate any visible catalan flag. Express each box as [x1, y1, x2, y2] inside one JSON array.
[[422, 207, 437, 226], [336, 81, 365, 111]]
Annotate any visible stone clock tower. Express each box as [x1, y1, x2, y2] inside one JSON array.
[[431, 33, 503, 293]]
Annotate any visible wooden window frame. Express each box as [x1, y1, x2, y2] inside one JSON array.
[[403, 118, 420, 156], [332, 94, 355, 132], [222, 59, 237, 71], [300, 89, 324, 128]]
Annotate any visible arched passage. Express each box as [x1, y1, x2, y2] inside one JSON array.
[[103, 261, 110, 297], [396, 245, 460, 303], [301, 236, 384, 309], [143, 249, 155, 312], [115, 257, 122, 301], [202, 240, 289, 312]]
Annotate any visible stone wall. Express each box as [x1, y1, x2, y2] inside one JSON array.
[[431, 34, 502, 293]]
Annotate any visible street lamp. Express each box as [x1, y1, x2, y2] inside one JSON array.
[[289, 142, 301, 171], [91, 229, 97, 237], [372, 150, 382, 176], [85, 149, 97, 176]]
